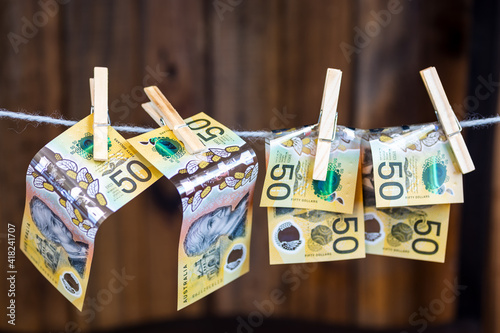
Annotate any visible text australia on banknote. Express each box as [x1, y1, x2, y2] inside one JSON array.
[[21, 114, 162, 309], [128, 112, 258, 310]]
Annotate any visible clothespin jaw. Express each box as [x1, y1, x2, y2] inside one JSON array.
[[141, 101, 164, 127], [420, 67, 475, 174], [90, 67, 109, 162], [142, 86, 205, 154], [312, 68, 342, 181]]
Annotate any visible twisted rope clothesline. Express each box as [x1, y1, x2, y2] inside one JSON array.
[[0, 109, 499, 139]]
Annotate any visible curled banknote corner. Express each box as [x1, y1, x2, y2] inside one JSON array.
[[128, 112, 258, 310], [21, 114, 162, 310]]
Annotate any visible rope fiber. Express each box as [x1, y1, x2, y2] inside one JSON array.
[[1, 109, 499, 139]]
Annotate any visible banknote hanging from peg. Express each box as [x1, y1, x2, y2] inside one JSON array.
[[17, 65, 477, 311], [128, 86, 258, 310], [20, 67, 162, 310], [362, 67, 474, 263], [260, 68, 366, 264]]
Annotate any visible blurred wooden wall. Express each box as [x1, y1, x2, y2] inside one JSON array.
[[0, 0, 491, 332]]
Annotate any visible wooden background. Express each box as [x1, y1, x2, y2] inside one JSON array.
[[0, 0, 497, 332]]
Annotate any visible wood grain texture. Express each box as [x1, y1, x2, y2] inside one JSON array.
[[144, 86, 205, 154], [312, 69, 342, 181], [352, 0, 469, 328], [0, 0, 481, 332], [141, 102, 164, 127], [92, 67, 109, 161], [485, 125, 500, 333], [420, 67, 475, 174]]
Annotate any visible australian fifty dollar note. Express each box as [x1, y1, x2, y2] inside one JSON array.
[[265, 126, 365, 264], [21, 114, 162, 310], [370, 123, 463, 208], [261, 124, 360, 214], [128, 112, 258, 310], [360, 125, 451, 263]]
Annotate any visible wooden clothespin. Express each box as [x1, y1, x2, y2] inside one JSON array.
[[312, 68, 342, 181], [142, 86, 205, 154], [420, 67, 475, 174], [89, 67, 109, 162]]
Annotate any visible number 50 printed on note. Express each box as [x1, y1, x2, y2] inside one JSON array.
[[128, 113, 259, 310], [261, 125, 360, 214], [21, 114, 162, 310], [370, 124, 463, 208]]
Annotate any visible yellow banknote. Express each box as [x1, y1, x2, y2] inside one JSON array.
[[261, 125, 360, 214], [360, 126, 451, 263], [364, 205, 450, 263], [21, 114, 162, 310], [267, 170, 365, 264], [370, 124, 463, 208], [265, 128, 365, 264], [128, 112, 258, 310]]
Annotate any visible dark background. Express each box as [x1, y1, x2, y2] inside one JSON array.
[[0, 0, 499, 332]]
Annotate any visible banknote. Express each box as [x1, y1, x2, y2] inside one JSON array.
[[360, 125, 451, 263], [267, 172, 366, 264], [265, 128, 365, 264], [128, 112, 258, 310], [369, 123, 463, 208], [21, 114, 162, 310], [260, 125, 360, 214]]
